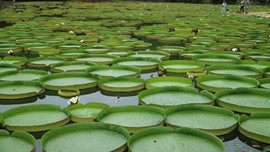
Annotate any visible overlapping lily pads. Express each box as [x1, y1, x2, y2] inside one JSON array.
[[66, 102, 109, 122], [86, 65, 141, 78], [145, 76, 193, 89], [1, 104, 69, 132], [41, 122, 130, 152], [165, 105, 239, 135], [259, 78, 270, 89], [128, 127, 224, 152], [99, 77, 144, 92], [138, 86, 214, 108], [0, 130, 36, 152], [0, 81, 44, 99], [197, 75, 259, 92], [39, 72, 99, 90], [97, 106, 164, 133], [216, 88, 270, 113], [238, 113, 270, 144]]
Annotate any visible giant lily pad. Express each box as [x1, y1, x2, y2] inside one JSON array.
[[41, 122, 130, 152], [0, 130, 36, 152], [165, 105, 239, 135], [0, 63, 20, 73], [97, 106, 164, 133], [86, 65, 141, 78], [138, 86, 214, 108], [158, 60, 204, 76], [55, 50, 88, 60], [0, 70, 48, 81], [128, 51, 170, 60], [197, 75, 259, 92], [0, 81, 44, 99], [99, 77, 145, 92], [216, 88, 270, 113], [27, 56, 66, 68], [0, 56, 27, 66], [76, 54, 119, 65], [157, 46, 185, 57], [50, 61, 96, 73], [238, 113, 270, 144], [145, 76, 193, 89], [128, 127, 224, 152], [39, 72, 99, 91], [113, 57, 161, 73], [1, 104, 69, 132], [207, 64, 263, 78], [245, 52, 270, 61], [236, 60, 270, 70], [193, 54, 240, 65], [66, 102, 109, 122]]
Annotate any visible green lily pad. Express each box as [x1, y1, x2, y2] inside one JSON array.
[[27, 56, 66, 68], [66, 102, 109, 122], [236, 60, 270, 70], [0, 63, 20, 73], [1, 104, 69, 132], [128, 51, 170, 60], [157, 46, 185, 57], [216, 88, 270, 113], [0, 56, 27, 66], [76, 54, 119, 65], [158, 60, 204, 76], [245, 52, 270, 61], [41, 122, 130, 152], [50, 61, 96, 73], [165, 105, 239, 135], [0, 70, 48, 81], [39, 72, 99, 90], [138, 86, 214, 108], [193, 54, 240, 65], [99, 77, 145, 92], [145, 76, 193, 89], [86, 65, 141, 78], [113, 57, 161, 73], [55, 50, 88, 60], [207, 64, 263, 78], [0, 130, 36, 152], [239, 113, 270, 144], [197, 75, 259, 92], [97, 106, 164, 133], [106, 50, 130, 57], [0, 81, 44, 99], [128, 127, 224, 152]]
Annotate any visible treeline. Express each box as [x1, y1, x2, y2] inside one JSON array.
[[2, 0, 269, 4], [122, 0, 269, 5]]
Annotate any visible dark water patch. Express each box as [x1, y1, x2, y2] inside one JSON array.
[[0, 21, 14, 28]]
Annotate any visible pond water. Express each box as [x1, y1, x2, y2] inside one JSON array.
[[0, 72, 265, 152]]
